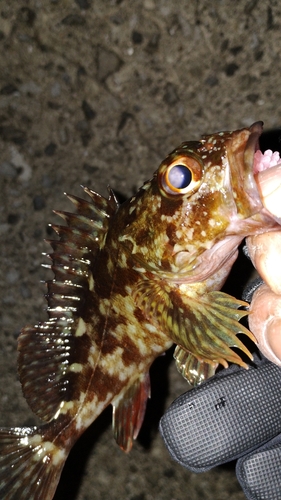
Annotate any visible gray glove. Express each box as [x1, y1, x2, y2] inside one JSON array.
[[160, 356, 281, 500]]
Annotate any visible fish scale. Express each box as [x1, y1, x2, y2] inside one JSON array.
[[0, 121, 279, 499]]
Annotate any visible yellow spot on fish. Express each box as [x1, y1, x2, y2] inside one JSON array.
[[88, 272, 94, 291], [69, 363, 83, 373], [23, 434, 66, 466], [99, 302, 107, 315], [75, 317, 87, 337], [60, 401, 74, 414]]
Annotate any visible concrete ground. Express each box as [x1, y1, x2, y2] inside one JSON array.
[[0, 1, 280, 499]]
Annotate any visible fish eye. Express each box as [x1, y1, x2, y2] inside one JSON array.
[[167, 164, 192, 189], [159, 155, 203, 196]]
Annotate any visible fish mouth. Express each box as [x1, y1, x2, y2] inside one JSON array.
[[248, 122, 281, 221], [242, 121, 264, 213]]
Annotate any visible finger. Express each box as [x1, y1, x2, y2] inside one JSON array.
[[249, 284, 281, 365], [237, 434, 281, 500], [246, 232, 281, 294], [255, 164, 281, 219]]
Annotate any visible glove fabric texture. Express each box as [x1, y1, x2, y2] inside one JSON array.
[[160, 357, 281, 499]]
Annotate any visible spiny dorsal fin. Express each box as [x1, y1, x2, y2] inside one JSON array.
[[45, 186, 118, 319], [18, 316, 93, 421], [52, 186, 118, 246], [18, 186, 118, 421], [134, 280, 255, 384]]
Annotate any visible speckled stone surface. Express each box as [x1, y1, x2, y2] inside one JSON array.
[[0, 1, 280, 499]]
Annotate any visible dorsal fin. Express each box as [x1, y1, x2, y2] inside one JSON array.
[[18, 186, 118, 422], [53, 186, 118, 243]]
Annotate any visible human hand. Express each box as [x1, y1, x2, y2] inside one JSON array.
[[160, 159, 281, 500], [247, 231, 281, 366]]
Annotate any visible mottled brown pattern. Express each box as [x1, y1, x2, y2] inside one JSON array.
[[121, 333, 147, 367], [166, 223, 177, 247], [160, 195, 183, 217], [81, 291, 101, 324], [133, 305, 147, 324], [101, 328, 127, 356], [113, 263, 139, 297], [89, 366, 124, 400], [134, 227, 151, 247], [63, 369, 92, 403], [91, 249, 115, 300], [71, 332, 93, 365], [1, 122, 279, 500], [169, 288, 185, 309]]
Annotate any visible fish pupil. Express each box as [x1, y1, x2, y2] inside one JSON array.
[[168, 164, 192, 189]]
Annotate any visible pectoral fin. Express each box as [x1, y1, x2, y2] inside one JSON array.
[[171, 290, 255, 367], [134, 280, 255, 383]]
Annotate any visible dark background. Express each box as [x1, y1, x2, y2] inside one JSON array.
[[0, 2, 280, 499]]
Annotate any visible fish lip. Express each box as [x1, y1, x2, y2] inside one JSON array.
[[248, 121, 264, 149], [243, 121, 264, 211], [248, 122, 281, 221], [245, 120, 263, 172]]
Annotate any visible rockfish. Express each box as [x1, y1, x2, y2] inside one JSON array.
[[0, 121, 278, 499]]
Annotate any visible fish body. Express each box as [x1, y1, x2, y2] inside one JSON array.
[[0, 122, 278, 499]]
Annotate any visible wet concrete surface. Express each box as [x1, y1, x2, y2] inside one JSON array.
[[1, 1, 281, 499]]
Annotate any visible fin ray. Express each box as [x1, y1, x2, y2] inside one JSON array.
[[134, 280, 254, 383], [18, 187, 118, 421], [174, 347, 217, 385], [112, 373, 150, 452], [0, 426, 65, 500]]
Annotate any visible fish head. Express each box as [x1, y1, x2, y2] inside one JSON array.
[[116, 122, 281, 382], [119, 121, 279, 284]]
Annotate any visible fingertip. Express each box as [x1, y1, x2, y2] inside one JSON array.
[[255, 165, 281, 219], [247, 233, 281, 294]]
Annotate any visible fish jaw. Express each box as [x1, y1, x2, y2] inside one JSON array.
[[236, 120, 264, 216], [229, 121, 281, 227], [226, 121, 281, 229], [213, 121, 277, 228]]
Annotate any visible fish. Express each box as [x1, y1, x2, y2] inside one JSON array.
[[0, 121, 279, 499]]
